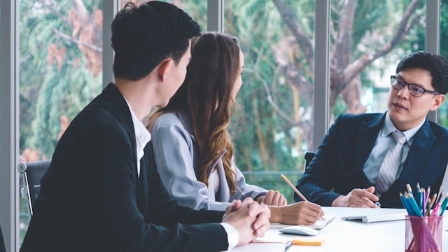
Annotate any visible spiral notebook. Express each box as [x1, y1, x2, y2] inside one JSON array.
[[270, 214, 336, 230], [341, 212, 407, 223]]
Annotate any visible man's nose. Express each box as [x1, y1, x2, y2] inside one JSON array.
[[397, 85, 410, 98]]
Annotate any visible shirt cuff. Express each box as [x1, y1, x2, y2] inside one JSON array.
[[220, 223, 239, 250]]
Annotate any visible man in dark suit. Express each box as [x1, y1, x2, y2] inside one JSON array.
[[20, 2, 270, 251], [296, 51, 448, 208]]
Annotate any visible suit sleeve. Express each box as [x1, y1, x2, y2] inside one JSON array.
[[230, 161, 267, 201], [93, 124, 228, 252], [295, 115, 343, 206], [144, 141, 227, 225], [150, 118, 232, 211]]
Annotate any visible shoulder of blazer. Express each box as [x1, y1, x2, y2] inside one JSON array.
[[332, 112, 384, 130], [152, 112, 195, 146], [427, 120, 448, 138], [335, 112, 383, 122]]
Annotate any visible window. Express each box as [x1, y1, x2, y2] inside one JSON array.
[[224, 0, 316, 201], [19, 0, 103, 242], [120, 0, 207, 31], [330, 0, 425, 120]]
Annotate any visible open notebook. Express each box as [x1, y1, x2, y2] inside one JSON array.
[[270, 215, 336, 230]]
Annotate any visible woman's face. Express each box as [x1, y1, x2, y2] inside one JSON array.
[[231, 50, 244, 100]]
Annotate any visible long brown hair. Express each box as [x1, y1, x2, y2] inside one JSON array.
[[147, 32, 241, 195]]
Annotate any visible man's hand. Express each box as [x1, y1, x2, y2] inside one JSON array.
[[331, 186, 379, 208], [257, 190, 287, 206], [269, 201, 324, 225], [223, 198, 271, 246]]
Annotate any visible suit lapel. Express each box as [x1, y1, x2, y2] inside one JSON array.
[[352, 114, 385, 187], [101, 83, 138, 176], [391, 120, 436, 191], [101, 84, 136, 142], [137, 144, 150, 216]]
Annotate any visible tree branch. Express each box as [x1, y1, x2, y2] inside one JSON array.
[[332, 0, 357, 69], [343, 0, 421, 84], [248, 47, 299, 125], [51, 28, 102, 53], [270, 38, 313, 102], [38, 0, 71, 27], [271, 0, 314, 68]]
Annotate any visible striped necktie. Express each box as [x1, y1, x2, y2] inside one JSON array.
[[376, 131, 406, 196]]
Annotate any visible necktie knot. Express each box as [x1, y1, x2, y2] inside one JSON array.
[[391, 131, 406, 145]]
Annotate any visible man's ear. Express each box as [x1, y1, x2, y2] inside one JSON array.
[[157, 59, 172, 82], [430, 94, 445, 111]]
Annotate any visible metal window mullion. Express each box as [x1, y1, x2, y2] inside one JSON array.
[[207, 0, 223, 32], [102, 0, 120, 89], [313, 0, 330, 150], [0, 0, 19, 251], [426, 0, 440, 122]]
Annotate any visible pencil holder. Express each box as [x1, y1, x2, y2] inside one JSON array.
[[405, 215, 442, 252]]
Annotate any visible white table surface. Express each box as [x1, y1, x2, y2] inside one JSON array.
[[229, 207, 448, 252]]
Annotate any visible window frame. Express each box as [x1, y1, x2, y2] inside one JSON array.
[[0, 0, 441, 250]]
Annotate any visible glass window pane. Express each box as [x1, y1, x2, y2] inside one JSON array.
[[224, 0, 315, 202], [19, 0, 103, 244], [330, 0, 425, 121], [120, 0, 207, 31], [439, 0, 448, 126]]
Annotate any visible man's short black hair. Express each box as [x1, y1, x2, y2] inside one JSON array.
[[396, 51, 448, 94], [111, 1, 201, 81]]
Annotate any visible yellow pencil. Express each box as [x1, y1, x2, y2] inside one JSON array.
[[280, 174, 308, 202]]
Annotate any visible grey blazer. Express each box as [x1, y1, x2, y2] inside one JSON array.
[[150, 111, 267, 211]]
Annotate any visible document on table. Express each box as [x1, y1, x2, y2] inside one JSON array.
[[270, 215, 336, 230]]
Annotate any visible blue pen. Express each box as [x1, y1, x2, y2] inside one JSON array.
[[406, 192, 423, 217], [400, 193, 412, 215], [399, 193, 408, 211], [416, 185, 421, 209], [440, 194, 448, 216]]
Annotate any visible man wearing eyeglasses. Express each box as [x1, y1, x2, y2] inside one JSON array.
[[295, 51, 448, 208]]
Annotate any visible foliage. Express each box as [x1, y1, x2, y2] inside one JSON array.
[[224, 0, 425, 176], [20, 0, 102, 159]]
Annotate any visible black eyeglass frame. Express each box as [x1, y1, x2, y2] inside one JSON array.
[[390, 75, 439, 97]]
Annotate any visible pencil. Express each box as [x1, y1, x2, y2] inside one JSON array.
[[436, 189, 445, 204], [280, 174, 308, 201]]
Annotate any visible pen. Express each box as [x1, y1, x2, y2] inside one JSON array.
[[406, 184, 412, 194], [400, 193, 410, 214], [432, 202, 441, 217], [436, 189, 444, 204], [415, 183, 421, 209], [423, 188, 428, 216], [284, 241, 293, 252], [430, 193, 437, 209], [405, 192, 423, 217], [280, 174, 308, 201], [439, 194, 448, 216]]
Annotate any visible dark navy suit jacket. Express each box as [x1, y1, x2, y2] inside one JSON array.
[[296, 113, 448, 208], [21, 84, 228, 252]]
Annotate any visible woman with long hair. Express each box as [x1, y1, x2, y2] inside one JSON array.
[[147, 32, 323, 225]]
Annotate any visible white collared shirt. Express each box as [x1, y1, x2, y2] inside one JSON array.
[[125, 100, 151, 177], [363, 112, 424, 184]]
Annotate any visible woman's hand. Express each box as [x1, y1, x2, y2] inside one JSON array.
[[257, 190, 287, 206]]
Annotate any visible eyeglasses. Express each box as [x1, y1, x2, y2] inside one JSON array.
[[390, 75, 438, 97]]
